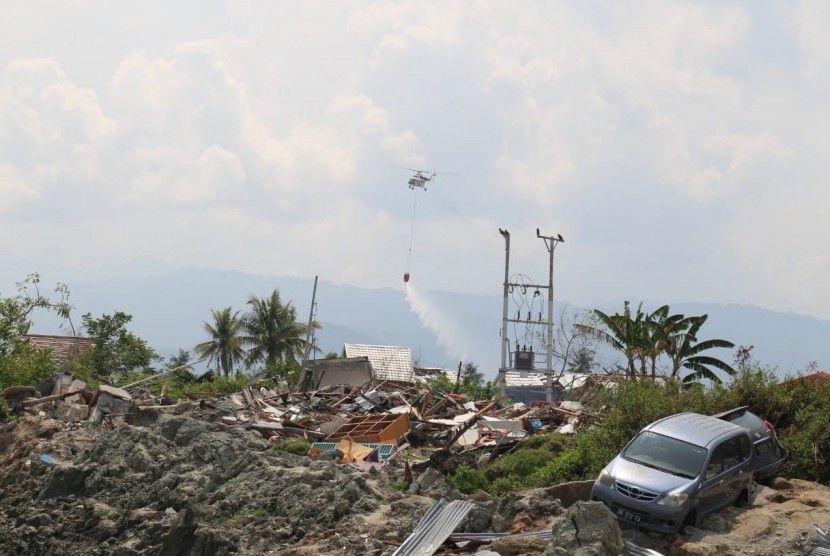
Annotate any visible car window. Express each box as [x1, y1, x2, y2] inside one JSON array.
[[723, 410, 765, 431], [706, 435, 751, 479], [623, 431, 707, 479]]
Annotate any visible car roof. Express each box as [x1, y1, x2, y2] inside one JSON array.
[[710, 406, 751, 420], [645, 412, 748, 448]]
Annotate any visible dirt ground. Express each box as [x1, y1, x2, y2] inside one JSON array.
[[1, 411, 828, 556], [633, 478, 830, 556]]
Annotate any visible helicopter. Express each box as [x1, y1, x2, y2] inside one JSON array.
[[407, 169, 437, 191], [402, 167, 455, 283]]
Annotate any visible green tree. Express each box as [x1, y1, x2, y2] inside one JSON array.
[[666, 314, 736, 384], [577, 301, 647, 378], [79, 312, 160, 379], [0, 343, 56, 390], [578, 301, 736, 383], [460, 361, 484, 389], [0, 273, 74, 358], [642, 305, 692, 378], [195, 307, 246, 378], [243, 289, 316, 370], [166, 349, 192, 370], [566, 347, 597, 374]]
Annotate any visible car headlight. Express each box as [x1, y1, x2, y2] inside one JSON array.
[[597, 468, 614, 487], [656, 492, 689, 507]]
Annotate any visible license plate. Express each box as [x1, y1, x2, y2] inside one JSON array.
[[616, 507, 642, 523]]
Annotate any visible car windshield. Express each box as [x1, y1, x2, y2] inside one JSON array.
[[623, 431, 707, 479]]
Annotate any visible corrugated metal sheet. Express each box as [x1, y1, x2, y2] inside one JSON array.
[[448, 528, 552, 542], [309, 441, 396, 461], [392, 499, 474, 556], [503, 371, 547, 386], [345, 344, 415, 383], [355, 389, 383, 410], [448, 530, 663, 554], [624, 540, 665, 556]]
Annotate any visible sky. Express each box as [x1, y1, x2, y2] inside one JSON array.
[[2, 1, 830, 324]]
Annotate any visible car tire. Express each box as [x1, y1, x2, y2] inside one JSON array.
[[757, 475, 776, 487], [735, 488, 750, 508], [680, 510, 698, 534]]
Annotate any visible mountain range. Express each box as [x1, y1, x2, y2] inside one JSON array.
[[19, 268, 830, 380]]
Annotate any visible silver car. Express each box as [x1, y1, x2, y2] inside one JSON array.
[[591, 412, 754, 534]]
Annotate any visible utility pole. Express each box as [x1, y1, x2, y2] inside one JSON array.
[[498, 228, 510, 397], [300, 275, 319, 369], [497, 228, 565, 402], [537, 229, 564, 402]]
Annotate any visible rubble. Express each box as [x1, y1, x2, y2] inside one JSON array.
[[4, 370, 828, 555]]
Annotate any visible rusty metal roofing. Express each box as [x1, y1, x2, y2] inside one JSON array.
[[392, 498, 474, 556], [344, 344, 415, 383]]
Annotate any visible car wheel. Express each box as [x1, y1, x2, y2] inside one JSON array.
[[757, 475, 776, 487], [735, 488, 750, 507], [680, 510, 698, 534]]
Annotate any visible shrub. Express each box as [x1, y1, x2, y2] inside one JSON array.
[[275, 438, 312, 456], [493, 448, 553, 478], [451, 464, 490, 494], [490, 476, 523, 496], [0, 345, 56, 390], [536, 447, 594, 484]]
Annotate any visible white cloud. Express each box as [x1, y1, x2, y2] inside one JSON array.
[[347, 1, 464, 69], [1, 1, 830, 324], [0, 57, 115, 211], [795, 0, 830, 69], [127, 144, 247, 206], [0, 163, 36, 211]]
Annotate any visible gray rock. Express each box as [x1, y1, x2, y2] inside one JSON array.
[[546, 500, 624, 556]]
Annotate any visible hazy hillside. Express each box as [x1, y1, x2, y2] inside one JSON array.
[[14, 269, 829, 379]]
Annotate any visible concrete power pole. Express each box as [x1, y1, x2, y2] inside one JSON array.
[[498, 228, 511, 397], [536, 229, 564, 402], [300, 275, 319, 369], [497, 228, 564, 402]]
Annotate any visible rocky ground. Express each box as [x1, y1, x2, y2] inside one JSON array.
[[1, 407, 828, 556]]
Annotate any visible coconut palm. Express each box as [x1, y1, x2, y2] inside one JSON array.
[[566, 347, 597, 374], [194, 307, 246, 377], [243, 289, 315, 369]]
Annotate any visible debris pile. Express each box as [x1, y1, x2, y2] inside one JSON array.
[[4, 372, 830, 555], [4, 373, 595, 467]]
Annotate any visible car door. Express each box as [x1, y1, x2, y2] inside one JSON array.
[[697, 442, 730, 516], [698, 435, 752, 516], [718, 434, 753, 504]]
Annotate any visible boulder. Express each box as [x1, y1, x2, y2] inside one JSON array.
[[546, 500, 624, 556]]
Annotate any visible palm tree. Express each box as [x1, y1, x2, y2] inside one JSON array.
[[166, 348, 193, 370], [243, 289, 315, 369], [566, 347, 597, 374], [577, 301, 648, 378], [665, 314, 737, 384], [643, 305, 695, 378], [194, 307, 246, 377]]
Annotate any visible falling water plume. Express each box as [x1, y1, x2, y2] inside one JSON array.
[[404, 281, 473, 363]]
